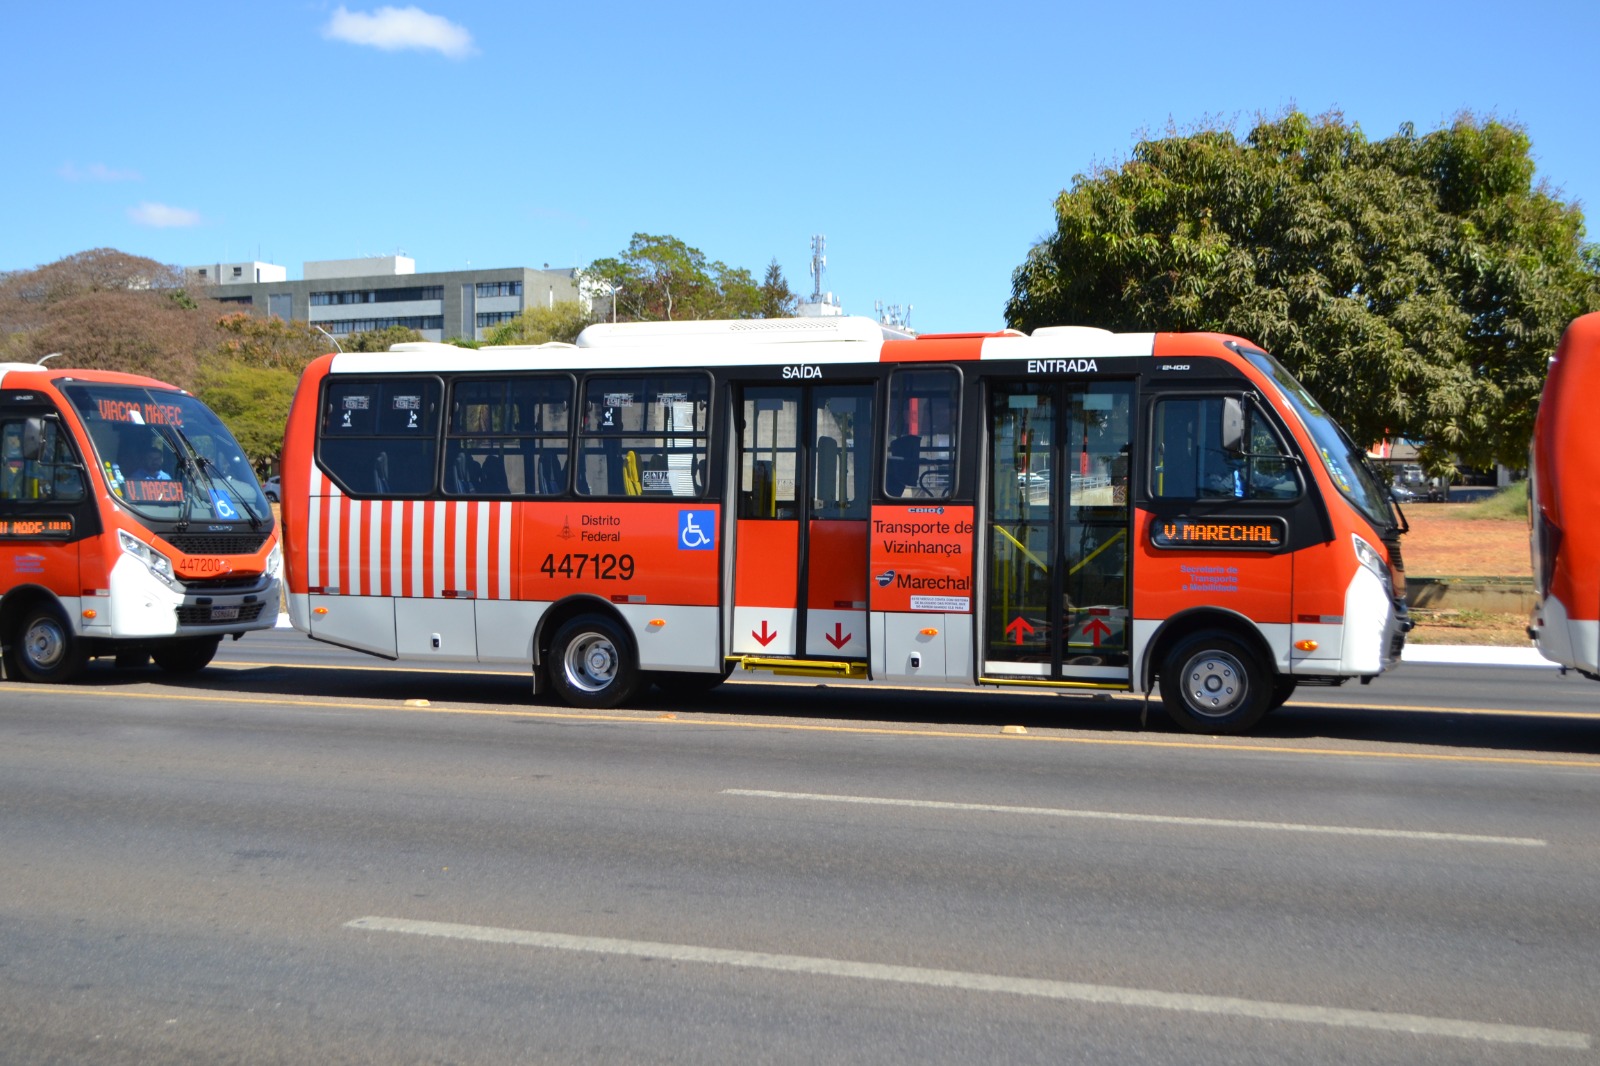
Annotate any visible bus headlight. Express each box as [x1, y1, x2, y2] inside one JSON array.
[[118, 529, 176, 588], [1352, 533, 1394, 600], [265, 541, 283, 581]]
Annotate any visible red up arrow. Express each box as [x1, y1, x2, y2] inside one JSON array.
[[824, 622, 851, 649], [752, 620, 778, 647], [1083, 617, 1112, 646], [1004, 616, 1035, 645]]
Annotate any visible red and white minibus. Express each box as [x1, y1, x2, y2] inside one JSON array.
[[279, 316, 1408, 733], [1528, 311, 1600, 680], [0, 363, 281, 682]]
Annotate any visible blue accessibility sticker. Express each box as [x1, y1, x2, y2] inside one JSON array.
[[677, 509, 715, 551]]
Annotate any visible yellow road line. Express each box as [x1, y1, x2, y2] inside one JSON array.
[[8, 684, 1600, 770]]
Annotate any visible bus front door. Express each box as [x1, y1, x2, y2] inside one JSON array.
[[731, 384, 873, 662], [983, 381, 1133, 687]]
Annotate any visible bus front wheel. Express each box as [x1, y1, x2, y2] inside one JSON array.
[[13, 605, 88, 684], [548, 616, 639, 709], [1158, 634, 1270, 735], [152, 637, 221, 674]]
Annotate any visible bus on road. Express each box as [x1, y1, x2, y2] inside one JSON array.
[[1, 363, 281, 682], [278, 316, 1408, 734], [1528, 311, 1600, 680]]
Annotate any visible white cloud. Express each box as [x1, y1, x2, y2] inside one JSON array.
[[322, 5, 475, 59], [59, 162, 141, 182], [128, 202, 202, 228]]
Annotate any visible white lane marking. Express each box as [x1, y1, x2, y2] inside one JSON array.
[[345, 916, 1588, 1049], [722, 790, 1548, 848]]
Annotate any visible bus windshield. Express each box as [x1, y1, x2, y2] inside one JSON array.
[[1243, 350, 1395, 531], [63, 383, 271, 527]]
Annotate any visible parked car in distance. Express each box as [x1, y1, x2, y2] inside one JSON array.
[[263, 475, 280, 503]]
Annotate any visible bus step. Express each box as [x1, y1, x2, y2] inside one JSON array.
[[730, 656, 867, 679]]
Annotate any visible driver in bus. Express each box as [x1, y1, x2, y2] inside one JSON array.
[[127, 444, 171, 482]]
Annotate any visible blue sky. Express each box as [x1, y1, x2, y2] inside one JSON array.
[[3, 1, 1596, 334]]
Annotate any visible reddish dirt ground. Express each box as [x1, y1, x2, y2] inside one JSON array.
[[1398, 503, 1531, 645], [1399, 503, 1529, 579]]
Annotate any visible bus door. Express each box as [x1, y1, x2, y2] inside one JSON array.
[[0, 405, 97, 630], [731, 384, 873, 660], [983, 381, 1133, 686]]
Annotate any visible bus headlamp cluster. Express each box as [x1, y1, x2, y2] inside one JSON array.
[[1351, 533, 1394, 599], [118, 529, 176, 588]]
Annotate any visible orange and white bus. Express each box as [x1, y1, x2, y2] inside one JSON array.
[[279, 316, 1408, 734], [1528, 311, 1600, 680], [1, 364, 281, 682]]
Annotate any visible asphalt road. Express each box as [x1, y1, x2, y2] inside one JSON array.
[[2, 631, 1597, 1064]]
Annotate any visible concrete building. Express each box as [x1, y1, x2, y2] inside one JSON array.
[[188, 255, 584, 342]]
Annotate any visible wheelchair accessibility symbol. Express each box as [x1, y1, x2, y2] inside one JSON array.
[[678, 509, 715, 551], [209, 489, 239, 520]]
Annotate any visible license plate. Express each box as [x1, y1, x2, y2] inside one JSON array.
[[209, 606, 240, 621]]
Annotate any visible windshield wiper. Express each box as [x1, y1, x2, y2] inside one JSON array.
[[168, 425, 263, 531]]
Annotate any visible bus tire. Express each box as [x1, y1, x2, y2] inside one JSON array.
[[1158, 633, 1270, 735], [1268, 677, 1298, 710], [152, 637, 221, 674], [13, 604, 88, 684], [549, 616, 638, 709]]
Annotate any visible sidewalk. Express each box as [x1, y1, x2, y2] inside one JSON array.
[[274, 615, 1552, 669], [1401, 643, 1554, 668]]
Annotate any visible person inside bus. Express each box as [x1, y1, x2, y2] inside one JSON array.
[[126, 444, 171, 482]]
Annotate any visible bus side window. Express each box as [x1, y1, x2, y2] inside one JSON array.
[[1151, 397, 1298, 501], [319, 379, 441, 497]]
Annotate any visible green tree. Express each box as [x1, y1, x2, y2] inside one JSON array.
[[342, 324, 424, 352], [192, 360, 301, 475], [1007, 111, 1600, 471], [483, 300, 594, 345], [758, 258, 798, 318], [585, 233, 769, 322]]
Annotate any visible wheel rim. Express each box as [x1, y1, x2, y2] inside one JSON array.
[[1179, 649, 1248, 718], [562, 631, 619, 694], [24, 617, 67, 671]]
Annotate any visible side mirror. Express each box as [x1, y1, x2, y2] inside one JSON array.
[[20, 417, 47, 461], [1220, 397, 1245, 456]]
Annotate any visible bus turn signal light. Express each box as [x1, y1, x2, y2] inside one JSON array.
[[1295, 639, 1319, 652], [82, 609, 97, 620], [314, 606, 329, 615], [920, 628, 939, 636], [649, 619, 666, 627]]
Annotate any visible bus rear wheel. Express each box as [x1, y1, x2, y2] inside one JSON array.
[[1158, 634, 1270, 735], [13, 605, 88, 684], [152, 637, 222, 674], [549, 616, 638, 709]]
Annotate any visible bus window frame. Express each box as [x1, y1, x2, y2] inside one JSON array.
[[574, 370, 714, 500], [315, 374, 445, 499], [1145, 390, 1306, 504], [442, 372, 578, 499], [881, 364, 963, 502]]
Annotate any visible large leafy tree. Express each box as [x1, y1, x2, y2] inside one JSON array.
[[585, 234, 786, 322], [483, 301, 593, 345], [1007, 112, 1600, 471]]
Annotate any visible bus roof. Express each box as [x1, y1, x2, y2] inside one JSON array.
[[333, 316, 1158, 375], [0, 364, 188, 391]]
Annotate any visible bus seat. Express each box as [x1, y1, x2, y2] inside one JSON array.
[[537, 449, 565, 495], [478, 452, 508, 494], [449, 449, 478, 494], [623, 450, 642, 496], [886, 435, 919, 497]]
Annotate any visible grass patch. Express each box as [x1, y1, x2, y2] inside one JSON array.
[[1458, 480, 1528, 520]]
